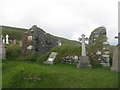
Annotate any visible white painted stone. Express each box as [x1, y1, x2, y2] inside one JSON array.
[[104, 51, 109, 54], [96, 51, 101, 55], [98, 58, 101, 61], [28, 36, 32, 41], [74, 55, 78, 60], [27, 45, 33, 49], [103, 42, 109, 45], [102, 55, 109, 58]]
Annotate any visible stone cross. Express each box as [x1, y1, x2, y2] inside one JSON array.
[[115, 33, 120, 45], [78, 34, 88, 56], [5, 34, 9, 44]]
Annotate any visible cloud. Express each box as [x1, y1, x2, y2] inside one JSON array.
[[0, 0, 119, 45]]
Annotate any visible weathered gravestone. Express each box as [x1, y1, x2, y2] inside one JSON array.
[[44, 52, 57, 64], [0, 35, 6, 59], [111, 33, 120, 72], [77, 34, 92, 68]]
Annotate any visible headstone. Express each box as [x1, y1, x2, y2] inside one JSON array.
[[0, 35, 6, 59], [5, 34, 9, 44], [111, 33, 120, 72], [77, 34, 92, 68], [44, 52, 57, 64]]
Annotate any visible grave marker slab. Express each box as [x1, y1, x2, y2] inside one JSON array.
[[44, 52, 57, 64]]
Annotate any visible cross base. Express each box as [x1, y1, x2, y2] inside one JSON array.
[[77, 56, 92, 68]]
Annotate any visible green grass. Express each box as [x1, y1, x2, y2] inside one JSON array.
[[2, 61, 118, 88]]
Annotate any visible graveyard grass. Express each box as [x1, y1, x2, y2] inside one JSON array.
[[2, 44, 118, 88], [3, 60, 118, 88]]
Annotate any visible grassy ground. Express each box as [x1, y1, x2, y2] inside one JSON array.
[[2, 61, 118, 88]]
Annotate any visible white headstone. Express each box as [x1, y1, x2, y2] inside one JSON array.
[[78, 34, 88, 56], [5, 34, 9, 44]]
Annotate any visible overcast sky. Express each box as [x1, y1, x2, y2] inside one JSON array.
[[0, 0, 119, 45]]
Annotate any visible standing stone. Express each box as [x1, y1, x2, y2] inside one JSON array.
[[5, 34, 9, 44], [77, 34, 92, 68], [111, 33, 120, 72]]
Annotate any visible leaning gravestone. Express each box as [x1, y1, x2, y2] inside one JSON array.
[[111, 33, 120, 72], [77, 34, 92, 68], [44, 52, 57, 64]]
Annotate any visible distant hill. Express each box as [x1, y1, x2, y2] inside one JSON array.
[[0, 25, 81, 46], [1, 25, 27, 40]]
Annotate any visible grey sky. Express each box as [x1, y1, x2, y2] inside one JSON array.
[[0, 0, 119, 45]]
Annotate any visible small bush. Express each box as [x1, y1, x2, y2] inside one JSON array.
[[17, 53, 38, 62], [6, 44, 21, 59]]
